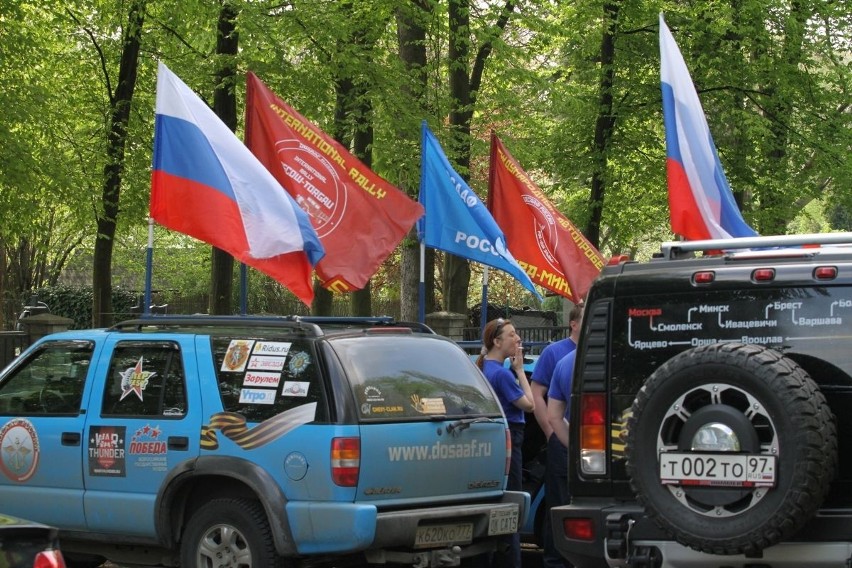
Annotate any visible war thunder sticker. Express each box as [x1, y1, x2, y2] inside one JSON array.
[[221, 340, 255, 372], [89, 426, 126, 477], [0, 418, 40, 482]]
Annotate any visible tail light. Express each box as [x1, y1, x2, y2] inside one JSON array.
[[331, 437, 360, 486], [34, 550, 66, 568], [580, 393, 607, 475], [563, 517, 595, 541], [505, 428, 511, 476]]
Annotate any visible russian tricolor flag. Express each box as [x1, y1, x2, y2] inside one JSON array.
[[150, 63, 324, 305], [660, 14, 757, 241]]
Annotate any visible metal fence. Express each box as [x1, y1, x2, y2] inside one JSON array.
[[457, 325, 569, 355]]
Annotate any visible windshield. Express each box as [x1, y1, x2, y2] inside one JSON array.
[[329, 335, 501, 421]]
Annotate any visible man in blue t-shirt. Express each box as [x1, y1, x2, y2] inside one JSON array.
[[546, 348, 577, 567], [530, 303, 583, 568]]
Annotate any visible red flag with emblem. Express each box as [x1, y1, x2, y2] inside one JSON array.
[[487, 132, 604, 302], [245, 72, 424, 292]]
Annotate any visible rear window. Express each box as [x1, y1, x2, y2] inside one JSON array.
[[212, 336, 328, 423], [328, 335, 501, 421]]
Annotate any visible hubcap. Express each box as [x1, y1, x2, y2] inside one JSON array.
[[657, 383, 778, 517]]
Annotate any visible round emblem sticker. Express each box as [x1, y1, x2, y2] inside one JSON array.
[[0, 418, 40, 482], [288, 351, 310, 375]]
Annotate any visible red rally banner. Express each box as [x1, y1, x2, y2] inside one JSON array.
[[487, 133, 605, 302], [245, 72, 424, 292]]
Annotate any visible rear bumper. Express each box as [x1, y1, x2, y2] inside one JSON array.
[[288, 491, 529, 557], [372, 491, 529, 549], [551, 497, 852, 568]]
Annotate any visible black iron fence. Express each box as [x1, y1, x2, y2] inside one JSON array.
[[457, 325, 569, 355]]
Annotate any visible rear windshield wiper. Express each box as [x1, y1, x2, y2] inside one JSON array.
[[446, 417, 499, 434]]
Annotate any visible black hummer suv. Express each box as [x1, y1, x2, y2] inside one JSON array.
[[552, 233, 852, 568]]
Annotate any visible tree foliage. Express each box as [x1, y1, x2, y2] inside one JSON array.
[[1, 0, 849, 326]]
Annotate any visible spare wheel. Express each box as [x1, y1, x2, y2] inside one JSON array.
[[626, 342, 836, 556]]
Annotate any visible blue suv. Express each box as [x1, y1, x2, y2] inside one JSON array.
[[0, 316, 528, 568]]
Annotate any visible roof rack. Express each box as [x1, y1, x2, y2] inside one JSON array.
[[110, 315, 324, 335], [109, 315, 434, 336], [659, 232, 852, 261]]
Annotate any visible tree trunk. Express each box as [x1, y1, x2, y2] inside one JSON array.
[[209, 2, 239, 315], [585, 1, 618, 249], [91, 0, 145, 327], [311, 280, 333, 316], [396, 1, 433, 321], [350, 93, 374, 316], [444, 0, 473, 314], [443, 0, 514, 314]]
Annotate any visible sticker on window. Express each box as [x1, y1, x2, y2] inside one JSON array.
[[282, 381, 309, 397], [239, 388, 277, 405], [287, 351, 310, 375], [248, 355, 287, 372], [364, 385, 385, 403], [221, 340, 255, 372], [253, 341, 292, 357], [243, 371, 282, 388], [120, 356, 156, 401], [411, 395, 447, 415]]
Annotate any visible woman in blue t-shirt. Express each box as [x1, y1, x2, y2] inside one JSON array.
[[476, 317, 534, 568]]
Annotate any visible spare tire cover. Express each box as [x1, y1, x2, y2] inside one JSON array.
[[626, 342, 836, 556]]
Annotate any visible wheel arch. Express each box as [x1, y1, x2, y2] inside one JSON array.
[[785, 351, 852, 388], [155, 456, 298, 557]]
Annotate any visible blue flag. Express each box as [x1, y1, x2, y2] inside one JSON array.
[[418, 121, 542, 301]]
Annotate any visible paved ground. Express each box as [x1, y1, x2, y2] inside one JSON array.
[[522, 544, 544, 568], [101, 545, 545, 568]]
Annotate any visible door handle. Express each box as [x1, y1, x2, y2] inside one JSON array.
[[168, 436, 189, 451], [61, 432, 81, 446]]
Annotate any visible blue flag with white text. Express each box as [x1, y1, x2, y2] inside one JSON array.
[[418, 122, 542, 301]]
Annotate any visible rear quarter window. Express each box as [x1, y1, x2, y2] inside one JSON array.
[[328, 335, 501, 421], [212, 337, 328, 423]]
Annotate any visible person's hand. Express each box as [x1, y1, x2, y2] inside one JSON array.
[[510, 344, 525, 371]]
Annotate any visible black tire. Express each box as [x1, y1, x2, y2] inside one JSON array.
[[625, 342, 836, 556], [180, 498, 283, 568]]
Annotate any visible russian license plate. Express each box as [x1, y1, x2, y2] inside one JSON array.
[[488, 507, 519, 535], [414, 523, 473, 549], [659, 452, 776, 487]]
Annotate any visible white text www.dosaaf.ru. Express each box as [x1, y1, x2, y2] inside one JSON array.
[[388, 440, 492, 461]]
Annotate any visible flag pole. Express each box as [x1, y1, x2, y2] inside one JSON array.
[[418, 242, 426, 324], [480, 266, 489, 334], [144, 217, 154, 316]]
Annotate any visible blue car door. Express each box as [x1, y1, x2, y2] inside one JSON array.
[[82, 333, 202, 537], [0, 337, 101, 529]]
